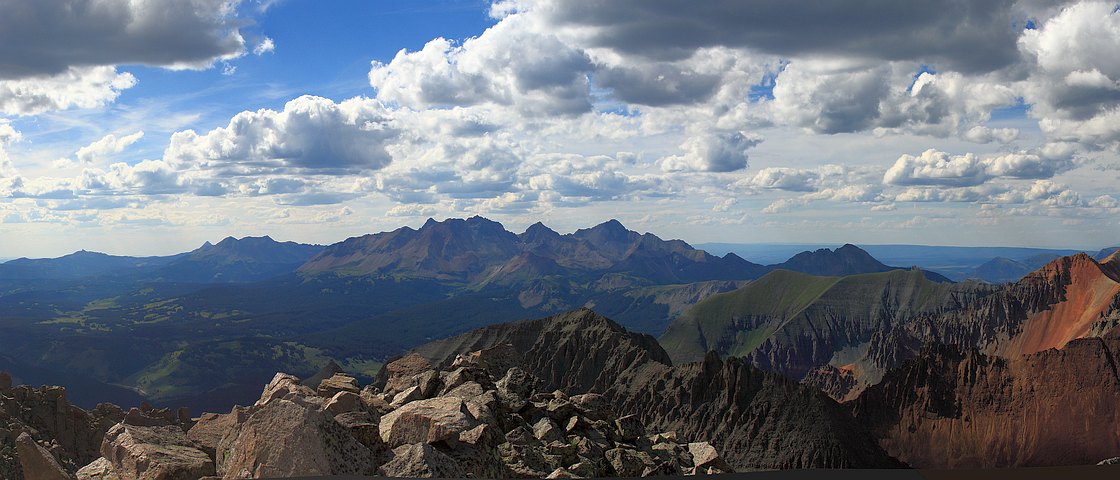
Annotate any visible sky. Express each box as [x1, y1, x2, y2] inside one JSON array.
[[1, 0, 1119, 258]]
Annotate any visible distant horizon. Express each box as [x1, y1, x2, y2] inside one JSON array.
[[0, 215, 1112, 260]]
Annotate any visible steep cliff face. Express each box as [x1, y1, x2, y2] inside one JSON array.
[[668, 252, 1120, 402], [852, 330, 1120, 468], [999, 253, 1120, 357], [412, 309, 902, 470], [0, 380, 125, 479]]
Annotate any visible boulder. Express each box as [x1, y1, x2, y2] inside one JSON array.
[[100, 423, 214, 480], [615, 414, 645, 441], [316, 373, 359, 398], [532, 418, 564, 443], [390, 386, 423, 408], [378, 443, 465, 478], [333, 411, 389, 465], [0, 371, 11, 390], [381, 354, 435, 396], [359, 386, 392, 415], [186, 410, 247, 459], [498, 442, 552, 478], [122, 408, 172, 427], [323, 391, 362, 416], [217, 398, 371, 478], [687, 442, 730, 471], [16, 432, 74, 480], [415, 370, 442, 399], [458, 424, 503, 451], [567, 459, 599, 478], [379, 397, 478, 447], [569, 393, 611, 421], [74, 457, 118, 480], [1098, 457, 1120, 465], [642, 459, 682, 476], [445, 381, 485, 401], [461, 344, 524, 378], [605, 448, 656, 477], [496, 367, 539, 411], [441, 367, 486, 394], [256, 373, 315, 407]]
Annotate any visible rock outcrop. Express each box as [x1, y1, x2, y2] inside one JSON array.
[[413, 308, 902, 470], [59, 349, 731, 479], [852, 328, 1120, 468], [16, 432, 73, 480], [1, 381, 126, 480]]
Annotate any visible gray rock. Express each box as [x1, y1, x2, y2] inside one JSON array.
[[569, 393, 612, 421], [323, 390, 362, 416], [316, 373, 359, 398], [382, 354, 436, 396], [499, 442, 552, 478], [378, 397, 479, 448], [687, 442, 730, 471], [186, 410, 247, 459], [378, 443, 465, 478], [605, 447, 655, 477], [74, 457, 118, 480], [615, 414, 645, 441], [218, 398, 371, 478], [533, 418, 564, 443], [390, 385, 423, 408], [445, 381, 485, 401], [567, 458, 599, 478], [256, 373, 316, 407], [1098, 457, 1120, 465], [100, 423, 214, 480]]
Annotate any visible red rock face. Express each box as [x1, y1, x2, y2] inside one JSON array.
[[1000, 254, 1120, 357], [852, 330, 1120, 468]]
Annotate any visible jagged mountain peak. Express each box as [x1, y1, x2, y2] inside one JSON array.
[[300, 216, 766, 284], [520, 220, 559, 239]]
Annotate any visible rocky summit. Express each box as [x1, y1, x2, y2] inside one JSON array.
[[7, 346, 732, 479]]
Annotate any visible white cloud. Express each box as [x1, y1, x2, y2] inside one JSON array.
[[253, 37, 276, 56], [748, 167, 821, 192], [369, 11, 593, 116], [659, 131, 760, 172], [0, 66, 137, 116], [883, 148, 1075, 186], [0, 120, 18, 176], [75, 131, 145, 164], [165, 95, 399, 174], [1018, 1, 1120, 150]]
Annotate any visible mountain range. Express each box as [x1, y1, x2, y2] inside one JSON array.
[[1, 217, 1120, 475]]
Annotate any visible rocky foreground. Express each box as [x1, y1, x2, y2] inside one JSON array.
[[3, 347, 733, 479]]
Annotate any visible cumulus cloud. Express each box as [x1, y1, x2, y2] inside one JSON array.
[[1018, 1, 1120, 149], [165, 95, 400, 174], [0, 0, 250, 79], [660, 131, 760, 172], [0, 66, 137, 116], [883, 149, 1075, 186], [748, 167, 821, 192], [368, 12, 593, 116], [75, 131, 145, 164]]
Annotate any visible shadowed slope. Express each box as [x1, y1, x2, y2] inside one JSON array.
[[411, 308, 903, 470]]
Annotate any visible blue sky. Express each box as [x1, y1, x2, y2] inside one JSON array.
[[1, 0, 1118, 257]]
